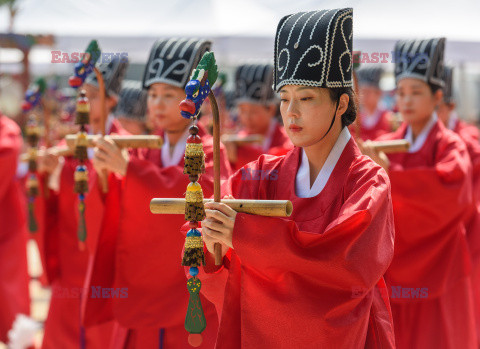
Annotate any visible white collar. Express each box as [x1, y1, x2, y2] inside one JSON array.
[[262, 118, 278, 151], [447, 111, 458, 131], [361, 109, 382, 129], [295, 127, 351, 198], [405, 113, 438, 153], [161, 125, 191, 167]]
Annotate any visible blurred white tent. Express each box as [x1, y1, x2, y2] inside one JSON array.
[[1, 0, 480, 119], [1, 0, 480, 65]]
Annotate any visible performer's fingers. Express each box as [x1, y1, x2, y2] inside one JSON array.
[[202, 226, 224, 241], [95, 138, 118, 155], [205, 209, 229, 224], [205, 202, 236, 218], [94, 148, 108, 163], [92, 157, 107, 172], [203, 218, 229, 234], [103, 135, 117, 148], [202, 234, 217, 254]]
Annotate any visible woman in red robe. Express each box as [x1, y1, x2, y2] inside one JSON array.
[[192, 9, 396, 348], [37, 58, 128, 349], [364, 39, 477, 348], [0, 113, 30, 344], [437, 65, 480, 346], [225, 64, 292, 170], [83, 38, 231, 348]]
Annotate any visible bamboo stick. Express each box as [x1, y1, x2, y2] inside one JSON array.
[[65, 135, 163, 149], [209, 91, 223, 265], [93, 67, 109, 193], [42, 99, 52, 198], [150, 198, 293, 217], [368, 140, 410, 153], [20, 146, 73, 162]]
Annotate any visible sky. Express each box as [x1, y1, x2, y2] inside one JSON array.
[[0, 0, 479, 41]]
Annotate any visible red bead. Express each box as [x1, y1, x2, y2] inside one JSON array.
[[187, 135, 201, 144], [69, 76, 83, 88], [188, 334, 203, 347], [21, 101, 32, 112], [189, 222, 198, 229]]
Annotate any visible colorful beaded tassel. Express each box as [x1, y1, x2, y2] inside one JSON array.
[[182, 122, 207, 347], [74, 91, 90, 250], [25, 115, 41, 233]]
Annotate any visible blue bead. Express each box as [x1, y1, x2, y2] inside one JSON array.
[[79, 194, 85, 200], [189, 267, 199, 277], [187, 228, 201, 237]]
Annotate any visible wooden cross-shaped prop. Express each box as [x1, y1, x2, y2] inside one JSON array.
[[65, 40, 163, 249], [66, 40, 163, 193]]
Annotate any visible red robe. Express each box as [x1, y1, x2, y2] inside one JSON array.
[[39, 119, 126, 349], [452, 118, 480, 344], [377, 121, 477, 348], [83, 124, 231, 348], [233, 121, 292, 170], [194, 140, 396, 348], [350, 110, 392, 141], [0, 114, 30, 343]]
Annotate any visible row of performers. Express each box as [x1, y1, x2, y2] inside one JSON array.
[[1, 8, 480, 349]]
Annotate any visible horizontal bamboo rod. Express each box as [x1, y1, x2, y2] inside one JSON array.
[[368, 139, 410, 153], [65, 134, 163, 149], [150, 198, 293, 217], [20, 145, 73, 162]]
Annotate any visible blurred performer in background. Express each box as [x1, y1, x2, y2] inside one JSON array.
[[438, 65, 480, 346], [37, 58, 128, 349], [353, 66, 392, 140], [0, 111, 30, 345], [225, 63, 292, 170], [363, 38, 477, 348], [83, 38, 229, 348], [115, 81, 148, 135]]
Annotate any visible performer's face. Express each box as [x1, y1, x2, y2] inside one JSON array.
[[279, 85, 346, 148], [237, 102, 276, 135], [359, 85, 382, 113], [117, 117, 146, 136], [396, 78, 443, 125], [147, 83, 190, 133]]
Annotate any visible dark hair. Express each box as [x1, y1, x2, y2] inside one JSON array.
[[428, 84, 442, 94], [327, 87, 358, 127]]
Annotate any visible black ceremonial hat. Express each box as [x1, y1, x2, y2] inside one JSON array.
[[114, 80, 147, 121], [142, 38, 211, 89], [394, 38, 445, 88], [357, 66, 383, 89], [85, 57, 128, 97], [235, 64, 276, 104], [274, 8, 354, 91]]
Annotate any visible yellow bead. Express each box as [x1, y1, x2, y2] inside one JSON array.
[[187, 182, 202, 192]]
